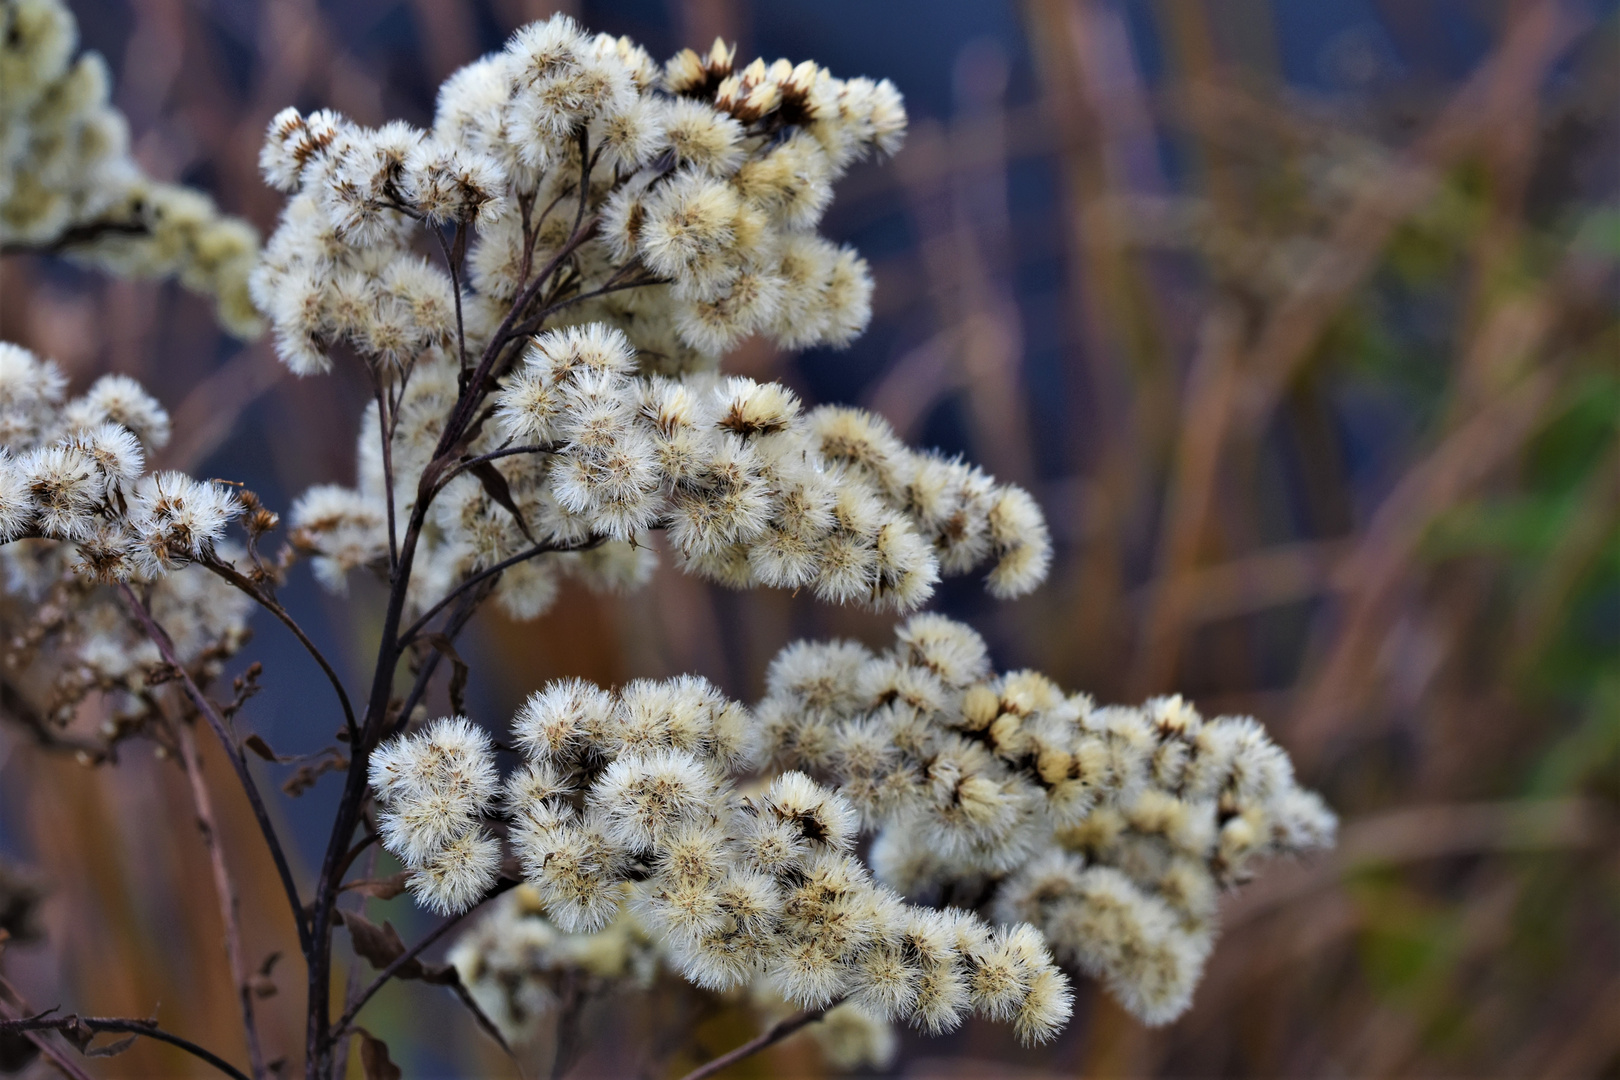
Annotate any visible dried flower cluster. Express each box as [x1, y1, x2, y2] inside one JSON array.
[[0, 0, 262, 336], [251, 19, 902, 378], [451, 887, 898, 1071], [0, 342, 251, 738], [372, 613, 1331, 1035], [757, 615, 1336, 1024], [448, 890, 660, 1039], [374, 677, 1076, 1044], [265, 16, 1048, 622]]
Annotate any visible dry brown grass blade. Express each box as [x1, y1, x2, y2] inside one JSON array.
[[1232, 0, 1586, 431], [1224, 796, 1610, 930], [1025, 0, 1173, 693], [1131, 302, 1245, 695], [1128, 538, 1352, 626], [1290, 364, 1560, 758]]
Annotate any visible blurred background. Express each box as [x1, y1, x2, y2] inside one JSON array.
[[1, 0, 1617, 1076]]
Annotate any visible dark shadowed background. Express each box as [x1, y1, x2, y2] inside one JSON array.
[[1, 0, 1617, 1076]]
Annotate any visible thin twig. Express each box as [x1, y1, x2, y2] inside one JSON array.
[[435, 443, 557, 492], [445, 211, 600, 444], [171, 716, 269, 1080], [0, 1013, 251, 1080], [436, 223, 469, 374], [395, 536, 603, 650], [511, 273, 666, 339], [0, 983, 96, 1080], [330, 840, 380, 1080], [373, 379, 400, 573], [676, 1003, 838, 1080], [118, 584, 311, 956], [392, 585, 485, 739], [571, 128, 592, 240], [202, 556, 358, 741], [330, 878, 519, 1040]]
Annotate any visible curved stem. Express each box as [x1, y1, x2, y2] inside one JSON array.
[[0, 1014, 252, 1080], [330, 878, 519, 1040], [393, 586, 484, 739], [676, 1003, 839, 1080], [118, 584, 311, 957], [434, 443, 556, 493], [510, 273, 666, 340], [373, 379, 400, 573], [435, 223, 469, 374], [395, 536, 602, 651], [202, 556, 358, 741], [444, 211, 600, 446]]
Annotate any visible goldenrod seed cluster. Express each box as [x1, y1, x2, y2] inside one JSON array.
[[759, 615, 1336, 1025], [382, 614, 1331, 1036], [373, 669, 1075, 1045], [0, 342, 252, 729], [369, 716, 504, 914], [450, 887, 898, 1070], [251, 16, 899, 378], [0, 343, 244, 576], [268, 16, 1049, 619], [0, 0, 263, 336]]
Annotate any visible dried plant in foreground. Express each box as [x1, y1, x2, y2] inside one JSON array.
[[0, 7, 1333, 1079]]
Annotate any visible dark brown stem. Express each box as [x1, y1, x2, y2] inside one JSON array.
[[571, 128, 593, 239], [0, 1012, 251, 1080], [515, 274, 665, 336], [436, 223, 469, 375], [373, 379, 400, 572], [118, 584, 311, 957], [330, 878, 519, 1040], [676, 1003, 838, 1080], [201, 556, 358, 741], [329, 840, 379, 1080], [171, 716, 270, 1080], [0, 979, 96, 1080], [333, 830, 379, 886], [391, 584, 485, 740], [444, 212, 600, 447], [434, 443, 557, 492], [395, 536, 603, 651]]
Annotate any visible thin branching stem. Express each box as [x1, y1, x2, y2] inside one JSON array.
[[676, 1003, 839, 1080], [373, 378, 400, 573], [0, 1014, 253, 1080], [435, 222, 470, 374], [396, 536, 603, 650], [201, 556, 358, 741], [392, 585, 484, 740], [434, 443, 557, 492], [445, 212, 600, 444], [118, 583, 311, 957], [330, 878, 519, 1040]]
